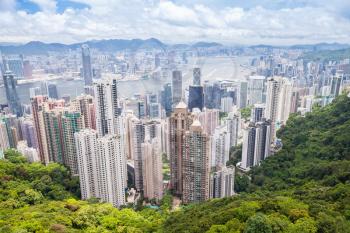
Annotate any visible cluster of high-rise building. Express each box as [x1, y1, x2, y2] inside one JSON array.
[[1, 44, 350, 207]]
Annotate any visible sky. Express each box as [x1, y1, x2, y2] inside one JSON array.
[[0, 0, 350, 45]]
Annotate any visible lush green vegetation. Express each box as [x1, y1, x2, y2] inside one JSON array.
[[0, 150, 167, 232], [240, 106, 252, 121], [1, 94, 350, 232]]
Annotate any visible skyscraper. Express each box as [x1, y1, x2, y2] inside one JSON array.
[[47, 83, 59, 99], [210, 166, 235, 199], [247, 76, 266, 105], [211, 125, 230, 167], [129, 117, 145, 192], [188, 85, 204, 111], [31, 96, 65, 164], [239, 81, 248, 108], [265, 77, 281, 142], [172, 70, 182, 106], [71, 94, 96, 129], [241, 119, 271, 170], [169, 101, 194, 196], [20, 118, 38, 149], [75, 129, 100, 200], [43, 108, 65, 163], [31, 95, 50, 163], [62, 111, 84, 175], [97, 135, 127, 207], [182, 120, 210, 204], [276, 79, 293, 124], [254, 120, 271, 165], [161, 83, 172, 117], [251, 104, 265, 123], [81, 44, 93, 86], [142, 137, 163, 200], [94, 77, 122, 137], [3, 70, 22, 116], [226, 111, 240, 148], [6, 57, 24, 79], [193, 68, 201, 86], [241, 123, 256, 170]]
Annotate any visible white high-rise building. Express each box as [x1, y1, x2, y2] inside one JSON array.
[[265, 77, 282, 142], [226, 111, 240, 148], [211, 126, 230, 167], [220, 97, 233, 113], [97, 135, 127, 207], [75, 129, 99, 200], [247, 76, 265, 105], [210, 166, 235, 199], [277, 79, 293, 124], [129, 117, 144, 192], [142, 138, 163, 201], [195, 108, 219, 136], [266, 77, 293, 141], [75, 129, 127, 207], [0, 121, 10, 153], [93, 77, 122, 137]]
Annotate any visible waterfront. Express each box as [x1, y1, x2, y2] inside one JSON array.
[[0, 56, 252, 105]]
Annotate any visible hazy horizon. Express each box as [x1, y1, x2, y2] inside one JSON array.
[[1, 0, 350, 45]]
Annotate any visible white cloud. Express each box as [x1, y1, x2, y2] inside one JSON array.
[[0, 0, 349, 45], [0, 0, 16, 12]]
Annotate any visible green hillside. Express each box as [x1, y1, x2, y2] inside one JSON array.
[[1, 94, 350, 232]]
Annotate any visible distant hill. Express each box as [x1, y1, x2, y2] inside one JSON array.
[[249, 43, 350, 52], [191, 41, 223, 48], [0, 39, 227, 54], [302, 47, 350, 61], [0, 38, 167, 54]]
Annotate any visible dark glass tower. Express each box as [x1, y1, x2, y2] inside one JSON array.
[[161, 83, 172, 116], [188, 86, 204, 111], [3, 70, 22, 116], [81, 44, 93, 86]]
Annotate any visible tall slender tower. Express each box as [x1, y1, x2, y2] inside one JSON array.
[[3, 69, 22, 116], [142, 137, 163, 201], [81, 44, 93, 86], [43, 108, 65, 163], [93, 77, 122, 137], [75, 129, 99, 200], [226, 111, 240, 148], [211, 125, 230, 168], [62, 111, 84, 175], [193, 68, 201, 86], [265, 77, 281, 142], [31, 96, 50, 164], [71, 94, 95, 129], [97, 135, 127, 207], [129, 117, 145, 192], [182, 120, 210, 204], [172, 70, 182, 106], [169, 101, 193, 196]]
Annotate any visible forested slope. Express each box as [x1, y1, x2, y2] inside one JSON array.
[[1, 95, 350, 232]]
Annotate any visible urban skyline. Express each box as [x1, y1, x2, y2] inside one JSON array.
[[1, 1, 350, 232]]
